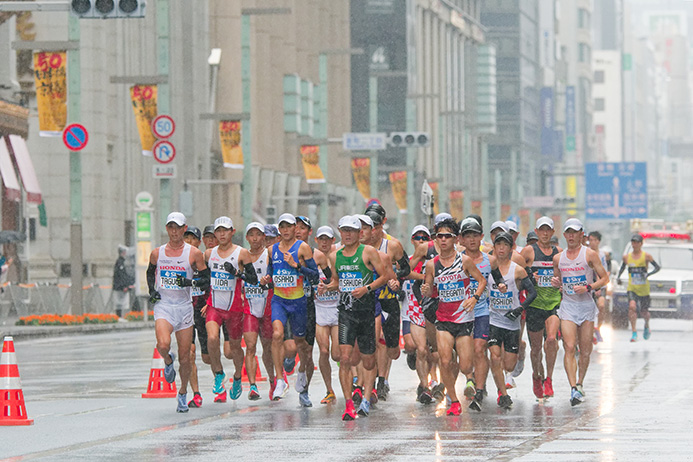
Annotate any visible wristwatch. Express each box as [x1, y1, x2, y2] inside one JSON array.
[[473, 294, 480, 301], [586, 284, 593, 293], [367, 285, 372, 292]]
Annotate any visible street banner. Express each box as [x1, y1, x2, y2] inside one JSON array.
[[300, 145, 325, 183], [130, 85, 158, 156], [429, 182, 440, 215], [519, 208, 530, 237], [471, 200, 482, 217], [449, 190, 464, 221], [501, 204, 511, 221], [351, 157, 371, 200], [219, 121, 243, 168], [389, 171, 407, 213], [33, 51, 67, 137]]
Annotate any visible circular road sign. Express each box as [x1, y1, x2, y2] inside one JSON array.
[[152, 114, 175, 139], [152, 140, 176, 164], [63, 124, 89, 151]]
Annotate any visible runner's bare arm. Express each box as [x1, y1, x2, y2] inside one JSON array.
[[550, 253, 562, 288], [462, 255, 486, 311], [421, 260, 434, 297]]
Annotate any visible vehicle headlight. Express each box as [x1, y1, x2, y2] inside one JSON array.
[[682, 281, 693, 293]]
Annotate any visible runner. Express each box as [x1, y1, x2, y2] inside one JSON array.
[[242, 222, 275, 401], [314, 226, 339, 404], [421, 218, 487, 416], [526, 231, 538, 247], [616, 234, 661, 342], [587, 231, 610, 343], [147, 212, 209, 412], [551, 218, 609, 405], [264, 224, 280, 247], [327, 215, 389, 420], [520, 216, 562, 400], [486, 232, 536, 409], [269, 213, 320, 402], [202, 225, 219, 250]]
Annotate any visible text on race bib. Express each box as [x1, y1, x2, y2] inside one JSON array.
[[562, 274, 587, 295], [244, 284, 265, 299], [629, 267, 647, 285], [490, 289, 513, 311], [211, 271, 235, 291], [535, 268, 554, 288], [159, 269, 185, 290], [339, 271, 363, 293], [438, 281, 466, 303]]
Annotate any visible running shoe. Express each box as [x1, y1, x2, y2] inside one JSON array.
[[468, 398, 482, 412], [595, 328, 603, 343], [511, 344, 526, 378], [352, 386, 363, 406], [644, 326, 651, 340], [570, 387, 585, 406], [357, 399, 371, 417], [532, 375, 544, 399], [342, 399, 356, 421], [176, 392, 189, 413], [370, 388, 378, 406], [406, 352, 417, 371], [464, 379, 476, 399], [498, 394, 513, 410], [248, 384, 261, 401], [299, 391, 312, 407], [376, 378, 388, 401], [431, 382, 446, 401], [229, 376, 242, 400], [418, 388, 433, 405], [164, 352, 176, 384], [446, 401, 461, 416], [212, 371, 226, 395], [188, 392, 203, 408], [320, 391, 336, 404], [295, 371, 308, 393], [214, 391, 227, 403], [543, 377, 554, 398], [283, 356, 296, 375], [416, 384, 424, 402], [592, 334, 598, 345], [269, 378, 277, 400], [575, 383, 584, 396], [630, 331, 637, 343], [505, 372, 516, 390], [272, 379, 289, 401]]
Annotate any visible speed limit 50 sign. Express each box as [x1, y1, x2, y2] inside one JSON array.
[[152, 114, 175, 139]]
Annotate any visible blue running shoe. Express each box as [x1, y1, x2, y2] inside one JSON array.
[[643, 326, 651, 340], [229, 376, 242, 400], [283, 356, 296, 374], [570, 387, 585, 406], [299, 391, 313, 407], [630, 332, 637, 343], [357, 399, 370, 417], [164, 352, 176, 384], [213, 371, 226, 395], [176, 393, 189, 413]]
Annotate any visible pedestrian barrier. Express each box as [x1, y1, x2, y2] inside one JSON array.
[[0, 336, 33, 425], [142, 348, 177, 398]]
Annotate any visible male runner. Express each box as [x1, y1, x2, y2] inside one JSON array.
[[617, 234, 660, 342], [587, 231, 610, 342], [147, 212, 209, 412], [520, 216, 562, 400], [264, 224, 280, 247], [551, 218, 608, 405], [421, 219, 486, 416], [270, 213, 320, 402], [204, 216, 258, 403], [328, 215, 389, 420], [202, 225, 218, 250]]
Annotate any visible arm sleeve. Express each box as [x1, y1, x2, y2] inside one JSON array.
[[194, 267, 210, 290], [299, 258, 320, 285], [322, 265, 332, 281], [491, 267, 505, 286], [519, 276, 537, 309], [647, 259, 661, 278], [525, 266, 535, 285], [146, 263, 157, 295], [606, 258, 612, 273], [617, 261, 627, 280], [395, 251, 411, 279], [239, 263, 258, 286], [412, 279, 423, 304]]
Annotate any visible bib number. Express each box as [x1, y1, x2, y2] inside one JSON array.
[[562, 275, 587, 296]]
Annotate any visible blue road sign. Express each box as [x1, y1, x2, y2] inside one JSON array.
[[63, 124, 89, 151], [585, 162, 647, 219]]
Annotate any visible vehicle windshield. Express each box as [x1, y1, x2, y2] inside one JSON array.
[[643, 245, 693, 271]]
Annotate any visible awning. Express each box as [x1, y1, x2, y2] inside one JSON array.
[[6, 135, 42, 204], [0, 137, 21, 202]]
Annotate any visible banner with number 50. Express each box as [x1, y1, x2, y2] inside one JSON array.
[[130, 85, 158, 156], [33, 51, 67, 137]]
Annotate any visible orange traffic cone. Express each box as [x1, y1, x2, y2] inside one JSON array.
[[0, 336, 33, 425], [142, 348, 177, 398], [241, 356, 267, 383]]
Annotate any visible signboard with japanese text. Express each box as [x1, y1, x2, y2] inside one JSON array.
[[585, 162, 647, 219]]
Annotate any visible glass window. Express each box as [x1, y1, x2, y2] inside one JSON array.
[[594, 70, 605, 83], [594, 98, 605, 111]]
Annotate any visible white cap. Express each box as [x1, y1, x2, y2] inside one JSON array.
[[536, 216, 554, 230], [563, 218, 584, 232], [245, 221, 265, 234], [490, 221, 509, 233], [338, 215, 362, 230], [166, 212, 186, 226], [411, 224, 431, 237], [505, 220, 519, 233], [357, 214, 374, 228], [214, 216, 234, 230], [316, 226, 335, 238], [434, 212, 453, 225], [277, 213, 296, 225]]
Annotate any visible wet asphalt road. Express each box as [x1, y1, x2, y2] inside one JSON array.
[[2, 319, 692, 461]]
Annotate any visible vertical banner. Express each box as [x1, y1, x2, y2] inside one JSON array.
[[351, 157, 371, 201], [471, 200, 482, 217], [540, 87, 554, 159], [565, 85, 576, 152], [429, 182, 440, 215], [300, 145, 326, 183], [33, 51, 67, 137], [519, 208, 530, 237], [501, 204, 511, 220], [219, 121, 243, 168], [389, 171, 407, 213], [130, 85, 158, 156], [449, 190, 464, 221], [566, 175, 577, 216]]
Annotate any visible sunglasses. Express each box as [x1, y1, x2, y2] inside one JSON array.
[[436, 233, 456, 240], [412, 235, 430, 241]]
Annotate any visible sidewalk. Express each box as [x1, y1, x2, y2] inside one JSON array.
[[0, 316, 155, 341]]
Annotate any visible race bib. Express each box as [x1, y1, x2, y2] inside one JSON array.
[[535, 268, 553, 288], [490, 289, 512, 311], [274, 269, 298, 288], [438, 281, 466, 303], [630, 267, 646, 285], [303, 278, 313, 296], [211, 270, 235, 291], [339, 271, 363, 293], [316, 290, 339, 303], [159, 269, 185, 290], [562, 274, 587, 295], [191, 285, 204, 297], [469, 279, 487, 302], [244, 284, 265, 300]]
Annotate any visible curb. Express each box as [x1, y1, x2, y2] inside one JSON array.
[[0, 320, 156, 342]]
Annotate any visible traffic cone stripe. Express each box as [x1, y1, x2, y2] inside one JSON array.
[[151, 357, 165, 369], [1, 376, 22, 390], [1, 352, 17, 364], [0, 336, 33, 425], [2, 339, 14, 353]]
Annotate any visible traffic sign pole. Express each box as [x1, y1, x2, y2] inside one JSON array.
[[157, 0, 171, 238]]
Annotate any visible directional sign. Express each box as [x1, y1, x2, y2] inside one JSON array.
[[62, 124, 89, 151], [585, 162, 647, 219], [152, 140, 176, 164], [343, 132, 387, 151], [152, 114, 175, 139]]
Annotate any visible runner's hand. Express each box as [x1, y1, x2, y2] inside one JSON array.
[[497, 282, 507, 293], [283, 252, 298, 268], [223, 262, 237, 276], [550, 276, 561, 288], [462, 297, 476, 311], [387, 279, 400, 291], [421, 283, 432, 297], [351, 286, 368, 299], [148, 290, 161, 305]]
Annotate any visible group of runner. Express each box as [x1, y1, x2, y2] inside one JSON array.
[[145, 204, 656, 418]]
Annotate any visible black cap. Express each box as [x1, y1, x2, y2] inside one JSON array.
[[184, 226, 202, 240], [203, 225, 215, 236], [466, 214, 483, 229], [526, 231, 538, 242], [494, 231, 514, 246], [631, 234, 643, 243], [296, 216, 312, 228], [365, 203, 386, 219], [365, 210, 383, 225], [460, 218, 483, 235]]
